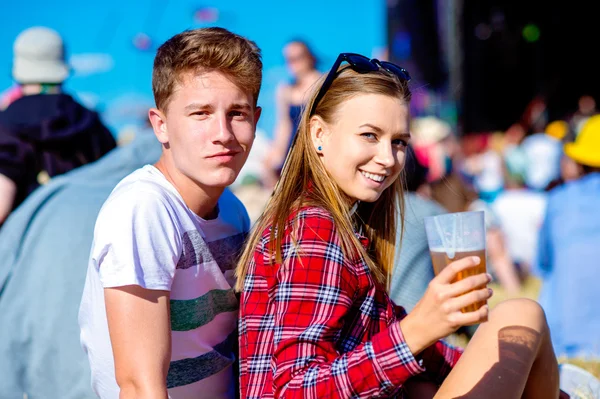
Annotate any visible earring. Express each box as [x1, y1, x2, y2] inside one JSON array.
[[317, 145, 322, 151]]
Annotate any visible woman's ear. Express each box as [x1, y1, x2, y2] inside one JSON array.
[[309, 115, 329, 152]]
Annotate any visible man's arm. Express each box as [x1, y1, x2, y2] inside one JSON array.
[[0, 172, 16, 225], [105, 285, 171, 399]]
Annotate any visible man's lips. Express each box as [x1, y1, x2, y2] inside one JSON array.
[[206, 150, 240, 159]]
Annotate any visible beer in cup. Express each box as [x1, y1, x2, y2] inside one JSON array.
[[424, 211, 487, 313]]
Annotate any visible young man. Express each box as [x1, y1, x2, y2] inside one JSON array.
[[78, 27, 262, 398]]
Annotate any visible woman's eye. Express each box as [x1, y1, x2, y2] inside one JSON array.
[[361, 132, 377, 140], [393, 139, 408, 147]]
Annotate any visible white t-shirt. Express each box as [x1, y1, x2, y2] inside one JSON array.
[[492, 189, 547, 266], [78, 165, 250, 399]]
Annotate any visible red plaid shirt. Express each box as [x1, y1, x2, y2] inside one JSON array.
[[239, 206, 463, 398]]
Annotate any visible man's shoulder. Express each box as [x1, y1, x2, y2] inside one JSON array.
[[99, 167, 181, 219]]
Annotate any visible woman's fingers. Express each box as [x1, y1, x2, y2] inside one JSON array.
[[436, 256, 481, 284], [451, 303, 490, 326], [446, 287, 493, 313], [446, 273, 491, 298]]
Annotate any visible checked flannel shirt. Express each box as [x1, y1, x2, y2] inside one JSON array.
[[239, 206, 463, 398]]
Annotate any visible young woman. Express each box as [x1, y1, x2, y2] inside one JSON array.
[[236, 53, 562, 398]]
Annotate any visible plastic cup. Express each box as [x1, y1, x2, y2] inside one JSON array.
[[424, 211, 487, 313]]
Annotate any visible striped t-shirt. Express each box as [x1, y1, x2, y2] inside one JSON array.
[[78, 165, 249, 399]]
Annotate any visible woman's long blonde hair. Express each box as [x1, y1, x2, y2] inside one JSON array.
[[235, 65, 411, 291]]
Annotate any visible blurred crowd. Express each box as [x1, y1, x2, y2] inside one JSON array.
[[0, 25, 599, 398], [384, 97, 600, 361]]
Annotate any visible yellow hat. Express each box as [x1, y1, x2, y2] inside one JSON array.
[[564, 115, 600, 167], [545, 120, 568, 140]]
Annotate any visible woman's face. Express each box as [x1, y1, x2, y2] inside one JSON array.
[[312, 93, 410, 203], [284, 42, 314, 77]]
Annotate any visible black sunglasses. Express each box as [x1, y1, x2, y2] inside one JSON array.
[[309, 53, 411, 116]]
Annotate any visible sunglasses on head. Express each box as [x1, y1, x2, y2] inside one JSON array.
[[309, 53, 411, 116]]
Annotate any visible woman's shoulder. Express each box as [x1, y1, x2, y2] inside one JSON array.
[[296, 205, 335, 221], [259, 205, 337, 241]]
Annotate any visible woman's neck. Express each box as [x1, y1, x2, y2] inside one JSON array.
[[20, 84, 62, 96], [296, 70, 320, 86]]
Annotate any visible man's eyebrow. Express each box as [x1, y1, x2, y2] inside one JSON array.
[[230, 103, 252, 111], [184, 103, 212, 112]]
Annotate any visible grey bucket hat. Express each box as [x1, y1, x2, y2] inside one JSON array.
[[12, 26, 70, 84]]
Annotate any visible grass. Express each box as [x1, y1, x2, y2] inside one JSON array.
[[447, 276, 600, 378]]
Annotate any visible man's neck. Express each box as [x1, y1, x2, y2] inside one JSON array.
[[154, 157, 224, 219]]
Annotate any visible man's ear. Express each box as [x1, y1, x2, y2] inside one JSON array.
[[309, 115, 329, 152], [148, 108, 168, 144], [253, 106, 262, 129]]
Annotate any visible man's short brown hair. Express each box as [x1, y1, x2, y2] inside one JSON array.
[[152, 27, 262, 111]]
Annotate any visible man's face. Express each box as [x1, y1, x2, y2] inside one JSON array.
[[156, 71, 261, 190]]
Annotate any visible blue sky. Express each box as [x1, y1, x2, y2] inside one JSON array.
[[1, 0, 386, 138]]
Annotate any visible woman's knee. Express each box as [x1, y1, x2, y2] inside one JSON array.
[[490, 298, 548, 332]]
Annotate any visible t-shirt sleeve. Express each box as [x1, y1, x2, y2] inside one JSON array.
[[91, 187, 182, 290]]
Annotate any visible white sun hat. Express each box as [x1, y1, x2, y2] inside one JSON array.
[[12, 26, 70, 84]]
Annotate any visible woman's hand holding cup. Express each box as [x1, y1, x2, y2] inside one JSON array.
[[400, 255, 493, 356]]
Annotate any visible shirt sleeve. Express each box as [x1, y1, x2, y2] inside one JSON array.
[[393, 304, 463, 385], [92, 186, 182, 290], [270, 213, 425, 398]]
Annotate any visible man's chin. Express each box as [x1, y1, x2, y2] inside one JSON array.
[[203, 173, 239, 189]]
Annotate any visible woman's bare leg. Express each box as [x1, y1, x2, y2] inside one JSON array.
[[433, 298, 560, 399]]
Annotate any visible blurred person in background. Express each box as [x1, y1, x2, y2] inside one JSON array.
[[568, 94, 597, 135], [536, 114, 600, 359], [0, 26, 116, 226], [262, 39, 321, 188], [520, 127, 563, 192], [542, 120, 580, 191], [0, 132, 161, 399], [410, 116, 478, 213], [460, 133, 505, 204], [492, 145, 547, 279], [390, 144, 446, 312]]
